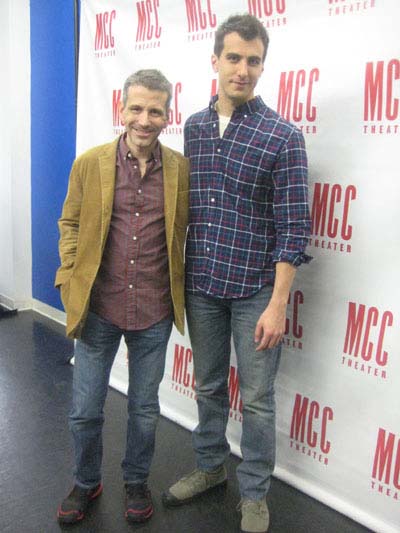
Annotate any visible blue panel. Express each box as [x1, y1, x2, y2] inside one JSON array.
[[30, 1, 77, 309]]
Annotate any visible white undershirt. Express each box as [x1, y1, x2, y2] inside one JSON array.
[[218, 113, 231, 137]]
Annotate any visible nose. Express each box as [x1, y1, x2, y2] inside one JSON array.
[[137, 111, 151, 127], [237, 59, 249, 78]]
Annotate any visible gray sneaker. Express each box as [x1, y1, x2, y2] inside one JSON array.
[[162, 465, 227, 507], [239, 498, 270, 533]]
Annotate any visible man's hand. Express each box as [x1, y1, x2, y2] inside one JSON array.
[[254, 302, 286, 351]]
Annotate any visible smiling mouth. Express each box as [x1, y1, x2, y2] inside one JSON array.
[[232, 81, 248, 88], [133, 128, 154, 136]]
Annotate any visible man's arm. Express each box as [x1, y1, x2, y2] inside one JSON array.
[[255, 126, 311, 351], [254, 262, 296, 351]]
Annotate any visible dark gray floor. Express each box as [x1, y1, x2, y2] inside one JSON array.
[[0, 310, 373, 533]]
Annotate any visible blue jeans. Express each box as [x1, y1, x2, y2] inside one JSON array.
[[69, 311, 172, 488], [186, 286, 281, 500]]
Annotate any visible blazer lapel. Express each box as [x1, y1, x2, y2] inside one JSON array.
[[161, 144, 178, 250], [98, 139, 118, 243]]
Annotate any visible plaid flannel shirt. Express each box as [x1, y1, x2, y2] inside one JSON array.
[[185, 95, 311, 299]]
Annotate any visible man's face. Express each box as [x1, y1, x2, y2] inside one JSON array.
[[212, 32, 264, 108], [119, 85, 168, 155]]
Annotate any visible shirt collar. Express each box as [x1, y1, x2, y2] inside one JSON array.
[[209, 95, 264, 117], [119, 133, 161, 164]]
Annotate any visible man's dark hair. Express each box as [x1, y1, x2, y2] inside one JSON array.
[[214, 14, 269, 62], [122, 69, 172, 112]]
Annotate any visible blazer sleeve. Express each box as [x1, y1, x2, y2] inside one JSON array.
[[54, 161, 83, 287]]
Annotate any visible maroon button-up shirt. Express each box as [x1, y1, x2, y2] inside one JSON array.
[[90, 135, 172, 330]]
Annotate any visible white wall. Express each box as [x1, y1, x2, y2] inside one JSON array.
[[0, 0, 32, 310]]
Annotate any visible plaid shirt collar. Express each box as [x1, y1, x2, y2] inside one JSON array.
[[209, 94, 265, 118]]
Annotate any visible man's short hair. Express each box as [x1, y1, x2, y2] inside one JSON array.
[[122, 69, 173, 111], [214, 14, 269, 62]]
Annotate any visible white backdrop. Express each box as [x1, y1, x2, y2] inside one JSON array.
[[76, 1, 400, 532]]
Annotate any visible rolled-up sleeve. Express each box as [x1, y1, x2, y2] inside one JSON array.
[[271, 128, 312, 267]]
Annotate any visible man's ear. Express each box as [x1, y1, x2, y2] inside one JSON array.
[[211, 54, 219, 73], [162, 111, 169, 128], [119, 102, 125, 126]]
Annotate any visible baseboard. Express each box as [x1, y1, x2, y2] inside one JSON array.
[[0, 304, 18, 318], [0, 294, 17, 310], [0, 294, 20, 318], [32, 298, 66, 325], [0, 293, 33, 312]]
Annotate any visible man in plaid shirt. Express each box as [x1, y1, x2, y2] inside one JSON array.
[[163, 14, 311, 533]]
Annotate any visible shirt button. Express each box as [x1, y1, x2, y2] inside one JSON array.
[[138, 189, 142, 194], [211, 198, 215, 203], [135, 212, 140, 217], [217, 148, 221, 153], [206, 247, 210, 252], [244, 114, 248, 118], [130, 259, 135, 264], [129, 284, 133, 289], [208, 223, 211, 227], [132, 236, 137, 240], [213, 123, 216, 128]]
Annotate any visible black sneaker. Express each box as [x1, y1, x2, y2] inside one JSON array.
[[125, 483, 153, 523], [57, 483, 103, 524]]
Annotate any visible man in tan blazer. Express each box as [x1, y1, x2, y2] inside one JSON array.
[[55, 70, 189, 525]]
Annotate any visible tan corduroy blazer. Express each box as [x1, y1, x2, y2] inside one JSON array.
[[55, 137, 189, 338]]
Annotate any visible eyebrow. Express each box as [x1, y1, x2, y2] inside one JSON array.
[[225, 52, 262, 60]]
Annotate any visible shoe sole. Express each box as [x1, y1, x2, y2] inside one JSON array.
[[57, 484, 103, 524], [125, 506, 154, 523], [57, 510, 84, 524], [162, 479, 227, 507]]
